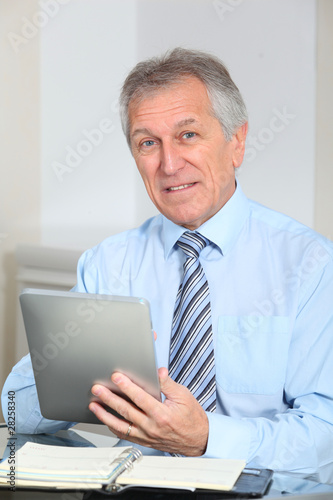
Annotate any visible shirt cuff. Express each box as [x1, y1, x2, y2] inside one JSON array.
[[203, 412, 252, 460]]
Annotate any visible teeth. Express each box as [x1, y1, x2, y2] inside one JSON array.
[[169, 183, 194, 191]]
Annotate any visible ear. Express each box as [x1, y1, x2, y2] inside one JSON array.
[[232, 122, 248, 169]]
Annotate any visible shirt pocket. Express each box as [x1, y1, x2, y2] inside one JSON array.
[[216, 315, 290, 395]]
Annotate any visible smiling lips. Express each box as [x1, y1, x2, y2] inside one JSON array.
[[166, 183, 195, 192]]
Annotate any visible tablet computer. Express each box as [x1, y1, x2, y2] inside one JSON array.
[[19, 289, 161, 425]]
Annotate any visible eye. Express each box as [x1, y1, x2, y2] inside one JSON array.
[[141, 140, 156, 147], [183, 132, 196, 139]]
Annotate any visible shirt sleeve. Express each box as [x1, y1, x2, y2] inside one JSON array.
[[204, 258, 333, 484]]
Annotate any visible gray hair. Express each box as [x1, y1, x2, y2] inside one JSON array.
[[119, 47, 248, 147]]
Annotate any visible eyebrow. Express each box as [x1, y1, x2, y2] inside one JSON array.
[[131, 127, 153, 139], [176, 118, 197, 127], [131, 118, 198, 139]]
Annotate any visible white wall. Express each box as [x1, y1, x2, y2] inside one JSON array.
[[40, 0, 316, 252], [41, 0, 140, 250], [315, 0, 333, 240]]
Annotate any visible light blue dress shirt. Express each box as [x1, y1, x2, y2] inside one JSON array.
[[2, 184, 333, 481]]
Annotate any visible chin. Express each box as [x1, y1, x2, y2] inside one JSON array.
[[162, 206, 207, 229], [170, 216, 202, 230]]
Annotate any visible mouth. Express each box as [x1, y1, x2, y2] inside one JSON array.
[[166, 183, 195, 192]]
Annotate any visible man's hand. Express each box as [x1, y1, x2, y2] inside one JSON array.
[[89, 367, 209, 456]]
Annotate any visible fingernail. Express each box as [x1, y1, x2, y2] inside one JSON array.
[[92, 386, 101, 396], [112, 374, 121, 384], [89, 403, 97, 413]]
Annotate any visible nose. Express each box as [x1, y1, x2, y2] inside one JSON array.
[[160, 141, 185, 175]]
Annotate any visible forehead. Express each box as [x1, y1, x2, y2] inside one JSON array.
[[129, 77, 213, 134]]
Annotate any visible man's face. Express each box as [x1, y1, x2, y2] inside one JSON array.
[[129, 77, 247, 230]]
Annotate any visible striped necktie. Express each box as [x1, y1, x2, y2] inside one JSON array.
[[169, 231, 216, 412]]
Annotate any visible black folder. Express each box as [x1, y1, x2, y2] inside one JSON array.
[[83, 468, 273, 499]]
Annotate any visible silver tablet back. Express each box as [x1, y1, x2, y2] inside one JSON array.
[[20, 289, 161, 424]]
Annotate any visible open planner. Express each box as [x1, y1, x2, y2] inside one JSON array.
[[0, 442, 246, 493]]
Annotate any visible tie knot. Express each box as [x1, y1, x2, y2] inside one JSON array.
[[177, 231, 209, 259]]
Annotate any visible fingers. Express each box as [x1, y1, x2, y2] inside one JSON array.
[[89, 400, 130, 437], [90, 383, 138, 421], [89, 388, 139, 439], [90, 374, 158, 439], [110, 373, 161, 415], [89, 370, 209, 455]]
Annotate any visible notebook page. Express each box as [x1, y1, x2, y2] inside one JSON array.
[[0, 442, 131, 481], [117, 455, 246, 491]]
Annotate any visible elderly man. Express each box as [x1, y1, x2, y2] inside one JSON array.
[[2, 48, 333, 480]]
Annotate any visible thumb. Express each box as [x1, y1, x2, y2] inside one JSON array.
[[158, 367, 182, 398]]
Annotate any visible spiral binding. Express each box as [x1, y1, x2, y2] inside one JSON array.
[[105, 447, 143, 492]]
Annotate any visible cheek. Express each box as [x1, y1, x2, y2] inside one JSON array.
[[136, 159, 155, 185], [209, 147, 234, 178], [185, 147, 207, 166], [136, 162, 162, 203]]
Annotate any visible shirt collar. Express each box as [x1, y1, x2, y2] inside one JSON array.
[[162, 182, 249, 259]]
